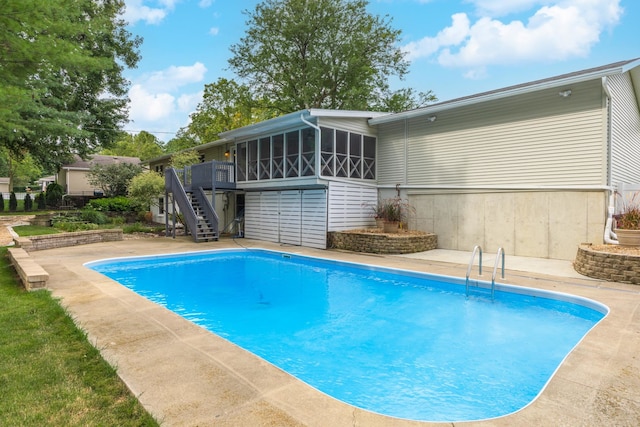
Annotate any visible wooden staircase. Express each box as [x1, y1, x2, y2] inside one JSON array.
[[189, 193, 218, 242]]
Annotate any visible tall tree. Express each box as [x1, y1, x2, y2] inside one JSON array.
[[187, 78, 276, 143], [228, 0, 411, 113], [102, 131, 164, 161], [0, 0, 142, 170], [164, 129, 200, 154]]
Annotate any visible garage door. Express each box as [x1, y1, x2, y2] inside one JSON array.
[[244, 189, 327, 249]]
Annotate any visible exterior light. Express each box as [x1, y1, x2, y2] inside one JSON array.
[[427, 116, 437, 122], [558, 89, 572, 97]]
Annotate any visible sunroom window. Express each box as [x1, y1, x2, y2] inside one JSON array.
[[235, 126, 375, 182]]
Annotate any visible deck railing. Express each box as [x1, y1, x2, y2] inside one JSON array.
[[177, 160, 235, 191]]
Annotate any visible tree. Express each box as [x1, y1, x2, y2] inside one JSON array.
[[86, 163, 143, 197], [45, 183, 64, 208], [187, 78, 276, 143], [0, 149, 43, 191], [128, 172, 165, 211], [228, 0, 410, 113], [0, 0, 142, 170], [23, 193, 33, 211], [371, 88, 438, 113], [102, 131, 164, 161], [9, 192, 17, 212], [164, 129, 201, 154], [170, 150, 201, 170]]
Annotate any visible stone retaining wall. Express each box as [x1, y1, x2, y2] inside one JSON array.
[[574, 244, 640, 284], [15, 229, 123, 252], [328, 231, 437, 254]]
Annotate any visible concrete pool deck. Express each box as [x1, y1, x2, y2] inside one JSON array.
[[29, 237, 640, 426]]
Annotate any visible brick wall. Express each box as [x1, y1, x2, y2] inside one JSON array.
[[15, 229, 123, 251], [328, 231, 437, 254], [574, 245, 640, 284]]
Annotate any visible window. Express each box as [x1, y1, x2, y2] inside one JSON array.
[[158, 197, 165, 214], [286, 131, 300, 178], [236, 142, 247, 181], [259, 137, 271, 180], [272, 134, 284, 179], [247, 139, 258, 181], [234, 125, 375, 182], [301, 128, 315, 176], [320, 127, 334, 176], [349, 133, 362, 178]]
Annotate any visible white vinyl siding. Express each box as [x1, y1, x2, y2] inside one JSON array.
[[378, 80, 607, 187], [317, 117, 374, 135], [376, 120, 406, 184], [327, 181, 378, 230], [301, 190, 328, 248], [608, 72, 640, 185], [244, 189, 327, 249]]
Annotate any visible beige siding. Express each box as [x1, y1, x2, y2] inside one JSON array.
[[608, 73, 640, 185], [378, 79, 608, 188]]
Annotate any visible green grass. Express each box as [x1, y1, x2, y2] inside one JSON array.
[[0, 247, 159, 426], [11, 225, 61, 237]]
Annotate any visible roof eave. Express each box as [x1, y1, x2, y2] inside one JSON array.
[[369, 60, 640, 125]]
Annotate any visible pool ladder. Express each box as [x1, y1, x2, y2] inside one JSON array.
[[466, 246, 505, 301]]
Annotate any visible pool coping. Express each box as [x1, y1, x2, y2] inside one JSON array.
[[30, 238, 640, 426]]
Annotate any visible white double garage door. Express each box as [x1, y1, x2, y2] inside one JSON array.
[[244, 189, 328, 249]]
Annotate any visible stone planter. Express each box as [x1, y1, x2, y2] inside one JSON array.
[[375, 218, 384, 229], [615, 229, 640, 246]]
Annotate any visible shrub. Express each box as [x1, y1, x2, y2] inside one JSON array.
[[80, 209, 108, 225], [24, 193, 33, 211], [0, 193, 4, 212], [86, 196, 134, 212], [35, 192, 46, 209], [53, 221, 99, 232], [9, 192, 17, 211], [45, 183, 64, 208]]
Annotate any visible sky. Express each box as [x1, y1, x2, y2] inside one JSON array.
[[121, 0, 639, 142]]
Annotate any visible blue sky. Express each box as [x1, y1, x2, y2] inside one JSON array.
[[122, 0, 639, 141]]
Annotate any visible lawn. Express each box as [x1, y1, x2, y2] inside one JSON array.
[[0, 247, 158, 426]]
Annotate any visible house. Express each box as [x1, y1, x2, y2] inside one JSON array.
[[0, 177, 9, 194], [58, 154, 141, 196], [152, 58, 640, 260]]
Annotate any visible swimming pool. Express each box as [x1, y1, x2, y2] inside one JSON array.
[[86, 249, 607, 422]]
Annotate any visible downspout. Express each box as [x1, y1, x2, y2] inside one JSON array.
[[300, 112, 321, 175], [602, 76, 618, 244]]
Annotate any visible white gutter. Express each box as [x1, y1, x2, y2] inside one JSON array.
[[602, 76, 619, 245]]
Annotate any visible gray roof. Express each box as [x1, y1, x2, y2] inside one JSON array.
[[62, 154, 141, 170], [370, 58, 640, 125]]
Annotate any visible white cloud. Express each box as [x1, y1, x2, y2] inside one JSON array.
[[127, 63, 207, 138], [405, 0, 623, 76], [199, 0, 214, 7], [209, 27, 220, 36], [123, 0, 183, 25], [466, 0, 552, 17], [139, 62, 208, 92]]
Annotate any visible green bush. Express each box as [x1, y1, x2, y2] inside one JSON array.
[[86, 196, 134, 212], [80, 209, 108, 225], [0, 193, 4, 212], [35, 192, 46, 210], [24, 193, 33, 211], [45, 183, 64, 207], [53, 221, 99, 232], [9, 192, 17, 211]]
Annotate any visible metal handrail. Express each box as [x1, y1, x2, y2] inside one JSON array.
[[194, 186, 219, 234], [491, 247, 505, 301], [465, 245, 482, 297], [166, 168, 199, 242]]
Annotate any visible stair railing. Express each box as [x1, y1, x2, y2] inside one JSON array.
[[166, 168, 199, 242], [193, 187, 219, 236]]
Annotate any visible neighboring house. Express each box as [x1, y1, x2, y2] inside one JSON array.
[[58, 154, 141, 196], [0, 177, 9, 194], [152, 58, 640, 260]]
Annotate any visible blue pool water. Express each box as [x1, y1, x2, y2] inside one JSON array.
[[86, 249, 607, 422]]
